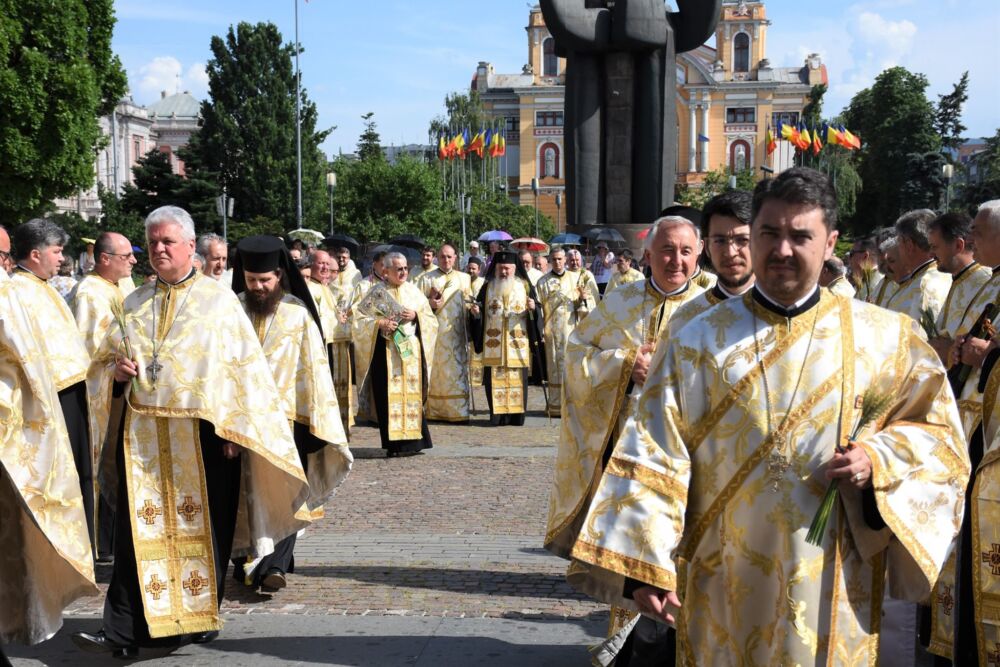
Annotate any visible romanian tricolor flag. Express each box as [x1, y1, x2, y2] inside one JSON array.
[[811, 126, 823, 156], [497, 134, 506, 157], [454, 129, 468, 159], [826, 123, 842, 147], [840, 126, 861, 150], [438, 135, 447, 161], [488, 129, 502, 157], [797, 124, 812, 151], [781, 122, 800, 146], [766, 125, 777, 156]]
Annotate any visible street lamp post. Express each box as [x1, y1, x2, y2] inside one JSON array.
[[294, 0, 303, 228], [460, 194, 471, 253], [531, 177, 539, 238], [326, 172, 337, 235], [216, 189, 234, 241], [942, 163, 954, 210], [555, 193, 562, 232]]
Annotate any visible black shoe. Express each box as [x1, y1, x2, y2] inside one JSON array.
[[192, 631, 219, 644], [71, 630, 136, 657], [261, 568, 287, 591], [1, 645, 12, 667]]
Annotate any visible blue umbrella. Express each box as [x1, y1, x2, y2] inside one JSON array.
[[549, 233, 583, 246], [478, 230, 513, 242]]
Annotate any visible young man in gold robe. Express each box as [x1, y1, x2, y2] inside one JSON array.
[[230, 236, 352, 591], [72, 206, 312, 657], [1, 280, 99, 662], [69, 231, 138, 560], [605, 250, 644, 294], [569, 167, 969, 666], [537, 247, 598, 416], [308, 250, 354, 432], [881, 209, 952, 322], [848, 236, 884, 303], [469, 251, 546, 426], [10, 219, 96, 555], [416, 242, 474, 422], [354, 252, 438, 457]]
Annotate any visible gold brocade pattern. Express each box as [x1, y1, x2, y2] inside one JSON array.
[[352, 282, 438, 440], [670, 288, 726, 334], [951, 273, 1000, 438], [416, 268, 473, 421], [0, 282, 99, 645], [881, 260, 952, 324], [11, 269, 90, 391], [826, 276, 857, 299], [537, 269, 598, 415], [240, 294, 352, 512], [94, 274, 312, 638], [855, 272, 885, 304], [976, 357, 1000, 663], [569, 292, 969, 666], [606, 268, 644, 295], [936, 262, 992, 338], [488, 366, 524, 415]]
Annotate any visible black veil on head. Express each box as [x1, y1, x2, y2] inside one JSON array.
[[483, 250, 532, 284], [231, 235, 325, 339]]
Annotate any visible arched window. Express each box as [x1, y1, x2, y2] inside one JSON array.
[[542, 37, 558, 77], [730, 140, 750, 172], [539, 142, 560, 179], [733, 33, 750, 73]]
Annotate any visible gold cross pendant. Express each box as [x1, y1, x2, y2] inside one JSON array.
[[766, 450, 790, 493]]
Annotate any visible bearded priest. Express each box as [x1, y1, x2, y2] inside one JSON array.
[[354, 251, 438, 457], [569, 167, 969, 666], [229, 236, 353, 591], [468, 251, 546, 426], [72, 207, 312, 658]]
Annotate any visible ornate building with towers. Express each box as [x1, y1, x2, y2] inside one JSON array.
[[473, 1, 826, 227]]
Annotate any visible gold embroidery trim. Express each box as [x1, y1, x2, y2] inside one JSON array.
[[570, 540, 678, 593], [604, 455, 688, 506]]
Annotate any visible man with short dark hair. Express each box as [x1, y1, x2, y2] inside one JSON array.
[[570, 168, 967, 666], [229, 236, 352, 592], [848, 236, 883, 302], [881, 209, 951, 322], [411, 245, 436, 282], [819, 256, 856, 297], [331, 246, 361, 290], [606, 250, 643, 294]]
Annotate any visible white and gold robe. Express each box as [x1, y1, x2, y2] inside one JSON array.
[[416, 268, 473, 421], [469, 275, 486, 386], [936, 261, 992, 339], [974, 354, 1000, 665], [333, 265, 361, 292], [825, 275, 856, 299], [95, 273, 311, 638], [0, 282, 98, 645], [478, 277, 536, 415], [241, 293, 352, 513], [606, 267, 645, 295], [571, 290, 969, 666], [854, 271, 885, 304], [691, 267, 717, 290], [537, 269, 598, 415], [310, 278, 354, 430], [669, 286, 731, 334], [547, 279, 703, 557], [353, 282, 438, 440], [881, 259, 952, 324]]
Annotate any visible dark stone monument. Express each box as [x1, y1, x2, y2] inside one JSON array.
[[540, 0, 721, 244]]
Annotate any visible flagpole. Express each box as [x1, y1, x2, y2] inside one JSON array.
[[294, 0, 303, 229]]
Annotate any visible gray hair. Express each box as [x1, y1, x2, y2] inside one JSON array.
[[643, 215, 701, 253], [566, 248, 582, 261], [145, 205, 196, 241], [823, 257, 847, 276], [196, 233, 227, 257], [11, 218, 69, 261], [549, 246, 566, 259], [879, 236, 899, 253], [383, 251, 407, 266], [977, 200, 1000, 232], [192, 253, 205, 266], [894, 209, 936, 252]]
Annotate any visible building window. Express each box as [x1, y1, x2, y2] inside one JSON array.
[[539, 142, 560, 179], [726, 107, 756, 124], [733, 33, 750, 73], [535, 111, 564, 127], [542, 37, 558, 77], [505, 116, 520, 133], [772, 111, 800, 128], [730, 140, 750, 172]]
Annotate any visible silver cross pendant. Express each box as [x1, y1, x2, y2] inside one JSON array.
[[146, 357, 163, 386]]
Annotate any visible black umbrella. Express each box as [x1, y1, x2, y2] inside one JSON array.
[[388, 234, 427, 250], [582, 227, 626, 244], [372, 244, 422, 268], [323, 233, 360, 257]]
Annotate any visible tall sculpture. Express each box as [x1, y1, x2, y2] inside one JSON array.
[[540, 0, 721, 228]]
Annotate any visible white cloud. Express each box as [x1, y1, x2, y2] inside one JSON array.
[[855, 11, 917, 67], [132, 56, 208, 103]]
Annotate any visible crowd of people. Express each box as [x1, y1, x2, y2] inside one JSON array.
[[1, 166, 998, 665]]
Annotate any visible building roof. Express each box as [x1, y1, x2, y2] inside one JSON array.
[[147, 91, 201, 119]]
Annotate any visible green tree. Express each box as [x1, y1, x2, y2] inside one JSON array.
[[935, 71, 969, 152], [0, 0, 127, 222], [900, 151, 949, 211], [428, 91, 487, 139], [676, 167, 756, 210], [843, 67, 940, 230], [191, 22, 331, 232], [957, 128, 1000, 212], [356, 112, 384, 161], [97, 184, 145, 245]]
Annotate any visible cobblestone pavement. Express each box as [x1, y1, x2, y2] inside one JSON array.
[[62, 387, 606, 626]]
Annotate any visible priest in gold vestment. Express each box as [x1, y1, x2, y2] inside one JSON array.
[[469, 252, 546, 426], [230, 236, 352, 590], [848, 237, 884, 304], [354, 252, 438, 456], [537, 247, 598, 416], [416, 243, 474, 422], [72, 207, 312, 657], [307, 250, 354, 432], [0, 280, 99, 658], [881, 209, 952, 322], [605, 250, 644, 295], [570, 168, 969, 666], [69, 231, 138, 559], [10, 219, 96, 554]]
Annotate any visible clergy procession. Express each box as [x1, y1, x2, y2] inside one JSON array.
[[0, 175, 997, 665]]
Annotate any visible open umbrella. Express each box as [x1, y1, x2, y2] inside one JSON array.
[[372, 244, 421, 268], [582, 227, 626, 245], [549, 233, 583, 246], [323, 233, 360, 257], [478, 230, 513, 243], [388, 234, 427, 250], [510, 237, 550, 253], [287, 228, 325, 244]]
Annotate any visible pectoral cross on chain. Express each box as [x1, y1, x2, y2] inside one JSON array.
[[146, 357, 163, 385], [766, 449, 790, 493]]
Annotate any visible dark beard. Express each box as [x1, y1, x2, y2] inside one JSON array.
[[719, 272, 754, 290], [245, 287, 284, 316]]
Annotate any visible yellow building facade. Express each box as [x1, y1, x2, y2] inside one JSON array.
[[474, 1, 826, 229]]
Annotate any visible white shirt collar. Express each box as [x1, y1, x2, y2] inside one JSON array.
[[755, 283, 819, 310]]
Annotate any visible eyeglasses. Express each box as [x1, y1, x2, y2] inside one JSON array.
[[102, 251, 135, 259], [0, 250, 10, 262], [708, 235, 751, 250]]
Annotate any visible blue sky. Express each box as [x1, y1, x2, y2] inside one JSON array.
[[112, 0, 999, 158]]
